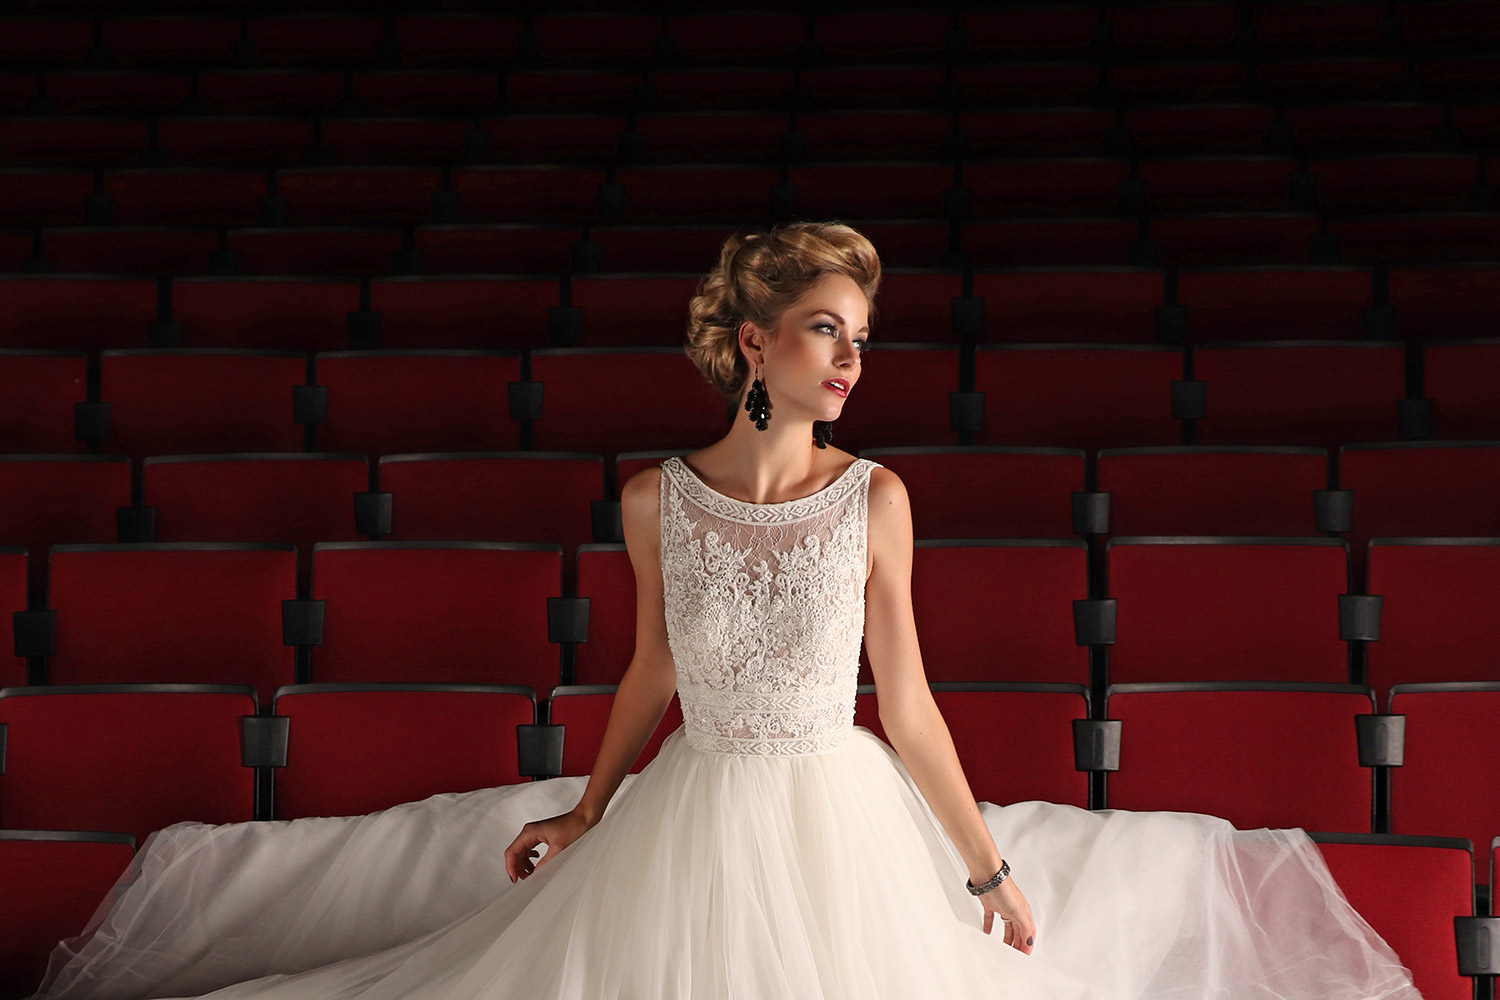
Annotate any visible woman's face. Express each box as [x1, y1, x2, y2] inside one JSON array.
[[746, 272, 871, 424]]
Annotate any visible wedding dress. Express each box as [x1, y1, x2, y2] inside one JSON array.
[[30, 455, 1422, 1000]]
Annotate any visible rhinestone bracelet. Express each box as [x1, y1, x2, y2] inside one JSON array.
[[965, 859, 1010, 896]]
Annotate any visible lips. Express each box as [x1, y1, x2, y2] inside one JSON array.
[[823, 379, 849, 397]]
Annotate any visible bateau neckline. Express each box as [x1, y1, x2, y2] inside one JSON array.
[[670, 455, 867, 509]]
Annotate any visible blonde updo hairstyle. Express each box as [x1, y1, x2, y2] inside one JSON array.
[[685, 222, 880, 446]]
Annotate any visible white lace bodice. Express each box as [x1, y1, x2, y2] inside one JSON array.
[[659, 454, 882, 757]]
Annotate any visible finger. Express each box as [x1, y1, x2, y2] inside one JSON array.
[[983, 910, 993, 935]]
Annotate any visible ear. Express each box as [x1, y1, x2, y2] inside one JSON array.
[[737, 320, 769, 366]]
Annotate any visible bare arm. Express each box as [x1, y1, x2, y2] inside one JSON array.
[[505, 467, 678, 880], [570, 467, 679, 825], [862, 467, 1035, 949]]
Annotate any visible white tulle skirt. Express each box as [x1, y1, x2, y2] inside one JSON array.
[[31, 726, 1420, 1000]]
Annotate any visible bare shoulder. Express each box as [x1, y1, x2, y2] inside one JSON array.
[[866, 464, 910, 513], [620, 466, 663, 548], [865, 465, 913, 564]]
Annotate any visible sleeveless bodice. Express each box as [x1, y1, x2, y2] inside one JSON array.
[[659, 454, 882, 757]]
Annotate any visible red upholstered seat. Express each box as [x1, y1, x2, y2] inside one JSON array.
[[309, 542, 563, 695], [1388, 683, 1500, 883], [271, 684, 535, 820], [1104, 537, 1352, 685], [1096, 447, 1329, 536], [0, 832, 136, 1000], [863, 447, 1086, 539], [46, 543, 296, 702], [1365, 539, 1500, 701], [1105, 683, 1375, 831], [548, 685, 683, 776], [0, 684, 259, 844], [1311, 835, 1475, 1000], [312, 350, 523, 456], [0, 350, 86, 453]]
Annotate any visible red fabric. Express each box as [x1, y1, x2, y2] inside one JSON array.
[[279, 167, 442, 225], [272, 687, 534, 820], [104, 168, 266, 225], [872, 270, 965, 344], [871, 448, 1085, 539], [1425, 340, 1500, 438], [1388, 265, 1500, 340], [0, 549, 26, 689], [0, 351, 87, 453], [1098, 447, 1329, 536], [99, 350, 307, 460], [1315, 838, 1473, 1000], [1194, 343, 1407, 449], [1389, 685, 1500, 883], [1177, 267, 1373, 341], [857, 542, 1090, 686], [973, 345, 1184, 452], [0, 276, 156, 350], [1366, 541, 1500, 699], [369, 276, 559, 350], [172, 277, 359, 351], [0, 836, 135, 1000], [1106, 685, 1374, 831], [313, 351, 523, 455], [228, 227, 406, 277], [0, 687, 258, 843], [967, 159, 1131, 218], [526, 350, 724, 461], [1106, 539, 1350, 685], [47, 545, 296, 703], [41, 227, 219, 277], [972, 268, 1165, 345], [0, 457, 131, 598], [377, 452, 601, 553], [825, 345, 961, 453], [451, 166, 604, 223], [1139, 155, 1298, 211], [412, 224, 577, 278], [311, 543, 563, 695], [574, 546, 635, 686], [549, 688, 683, 777]]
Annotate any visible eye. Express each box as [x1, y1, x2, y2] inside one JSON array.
[[815, 322, 838, 335], [855, 339, 869, 352]]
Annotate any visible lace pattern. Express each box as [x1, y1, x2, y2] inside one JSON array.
[[659, 455, 881, 757]]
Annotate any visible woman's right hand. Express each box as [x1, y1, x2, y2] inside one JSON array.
[[503, 809, 594, 883]]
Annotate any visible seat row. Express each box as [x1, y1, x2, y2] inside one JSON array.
[[5, 102, 1499, 168], [8, 155, 1495, 226], [4, 534, 1497, 700], [6, 52, 1500, 116], [2, 820, 1488, 1000], [1, 681, 1498, 871], [3, 443, 1496, 590], [3, 344, 1498, 460], [5, 5, 1497, 68], [6, 263, 1500, 344]]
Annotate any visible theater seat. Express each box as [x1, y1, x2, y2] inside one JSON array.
[[1310, 834, 1475, 1000], [0, 684, 258, 845], [0, 831, 136, 1000], [1104, 682, 1376, 832], [547, 685, 683, 776], [270, 683, 535, 820]]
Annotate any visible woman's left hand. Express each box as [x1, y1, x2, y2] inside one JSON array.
[[979, 878, 1036, 955]]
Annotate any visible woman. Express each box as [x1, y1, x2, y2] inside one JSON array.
[[33, 223, 1419, 1000]]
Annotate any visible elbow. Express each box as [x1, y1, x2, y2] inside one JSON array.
[[875, 686, 940, 752]]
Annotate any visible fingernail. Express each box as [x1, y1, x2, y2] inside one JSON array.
[[1026, 937, 1034, 947]]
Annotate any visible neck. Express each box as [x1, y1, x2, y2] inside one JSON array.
[[701, 409, 825, 505]]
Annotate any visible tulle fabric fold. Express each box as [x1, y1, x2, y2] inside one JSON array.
[[31, 726, 1419, 1000]]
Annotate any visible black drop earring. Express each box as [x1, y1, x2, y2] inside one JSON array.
[[744, 365, 770, 431]]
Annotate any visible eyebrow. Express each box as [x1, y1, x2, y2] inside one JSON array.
[[811, 310, 871, 335]]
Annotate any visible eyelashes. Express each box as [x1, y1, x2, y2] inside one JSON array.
[[816, 323, 870, 353]]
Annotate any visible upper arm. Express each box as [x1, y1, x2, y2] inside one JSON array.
[[863, 467, 931, 719], [619, 467, 674, 683]]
